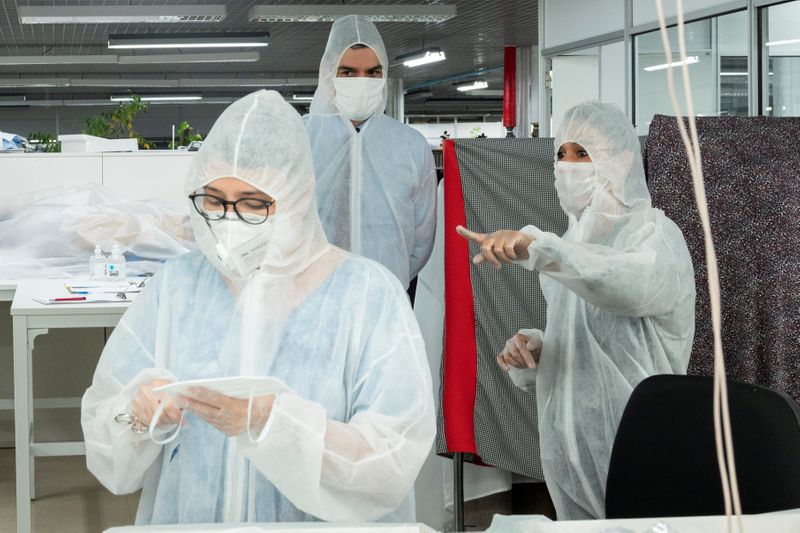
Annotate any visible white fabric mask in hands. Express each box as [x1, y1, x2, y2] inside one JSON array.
[[554, 161, 597, 218], [207, 216, 276, 278], [332, 77, 386, 122]]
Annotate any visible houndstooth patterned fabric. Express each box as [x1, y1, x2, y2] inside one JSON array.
[[436, 138, 568, 479]]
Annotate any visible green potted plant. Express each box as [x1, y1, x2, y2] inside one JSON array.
[[83, 94, 152, 149], [169, 120, 204, 150], [26, 132, 61, 152]]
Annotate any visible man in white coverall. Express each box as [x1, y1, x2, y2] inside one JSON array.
[[304, 15, 437, 291]]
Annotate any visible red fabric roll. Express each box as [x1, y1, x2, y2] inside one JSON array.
[[442, 139, 479, 455]]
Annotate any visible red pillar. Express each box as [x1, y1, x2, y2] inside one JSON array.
[[503, 46, 517, 137]]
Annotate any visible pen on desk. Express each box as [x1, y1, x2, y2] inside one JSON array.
[[53, 297, 86, 302], [68, 291, 89, 295]]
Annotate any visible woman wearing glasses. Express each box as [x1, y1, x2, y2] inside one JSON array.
[[81, 90, 435, 525]]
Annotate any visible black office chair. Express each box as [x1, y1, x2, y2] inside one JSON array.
[[606, 374, 800, 518]]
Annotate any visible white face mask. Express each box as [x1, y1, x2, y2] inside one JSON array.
[[554, 161, 597, 218], [332, 77, 386, 122], [207, 216, 275, 278]]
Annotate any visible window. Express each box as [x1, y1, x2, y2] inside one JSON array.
[[634, 10, 749, 133], [762, 1, 800, 117]]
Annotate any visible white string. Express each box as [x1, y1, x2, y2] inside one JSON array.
[[653, 1, 743, 531], [148, 401, 184, 445]]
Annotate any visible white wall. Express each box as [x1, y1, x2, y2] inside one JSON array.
[[543, 0, 624, 49], [632, 0, 737, 26], [552, 55, 600, 133], [600, 41, 627, 112]]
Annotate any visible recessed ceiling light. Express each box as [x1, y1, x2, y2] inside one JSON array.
[[108, 33, 269, 50], [456, 80, 489, 92], [643, 56, 699, 72], [397, 48, 446, 68], [249, 4, 456, 23], [18, 5, 226, 24], [765, 38, 800, 47]]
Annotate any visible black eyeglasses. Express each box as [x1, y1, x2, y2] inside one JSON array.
[[189, 193, 274, 225]]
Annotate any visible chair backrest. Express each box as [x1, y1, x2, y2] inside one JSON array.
[[606, 374, 800, 519]]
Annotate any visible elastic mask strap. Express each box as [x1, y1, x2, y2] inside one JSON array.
[[149, 401, 185, 445], [246, 384, 266, 444]]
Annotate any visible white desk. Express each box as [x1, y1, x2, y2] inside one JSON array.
[[11, 279, 137, 533], [105, 524, 436, 533], [484, 510, 800, 532], [0, 279, 16, 301]]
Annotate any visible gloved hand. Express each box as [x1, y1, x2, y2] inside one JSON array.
[[132, 379, 183, 428], [176, 387, 275, 437], [456, 225, 534, 269], [497, 332, 542, 371]]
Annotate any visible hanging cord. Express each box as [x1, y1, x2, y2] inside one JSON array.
[[653, 1, 743, 532]]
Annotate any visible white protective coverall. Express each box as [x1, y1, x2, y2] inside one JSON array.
[[304, 15, 437, 289], [508, 101, 696, 519], [81, 90, 435, 525]]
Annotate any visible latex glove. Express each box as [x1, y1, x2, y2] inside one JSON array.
[[131, 379, 183, 428], [456, 225, 534, 269], [176, 387, 275, 437], [497, 332, 542, 371]]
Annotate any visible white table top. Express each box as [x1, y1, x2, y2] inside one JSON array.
[[484, 510, 800, 532], [105, 524, 436, 533], [10, 278, 141, 316]]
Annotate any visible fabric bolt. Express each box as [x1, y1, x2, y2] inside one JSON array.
[[304, 15, 437, 289], [81, 90, 435, 525], [647, 114, 800, 404], [438, 137, 569, 480], [510, 102, 696, 520]]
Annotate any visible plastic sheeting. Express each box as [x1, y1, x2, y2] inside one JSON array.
[[0, 183, 194, 279]]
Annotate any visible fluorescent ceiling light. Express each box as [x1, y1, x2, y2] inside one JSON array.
[[398, 48, 446, 68], [110, 95, 203, 102], [108, 33, 269, 50], [0, 95, 26, 106], [118, 52, 259, 64], [249, 4, 456, 23], [765, 38, 800, 47], [0, 52, 259, 66], [18, 5, 226, 24], [456, 80, 489, 92], [643, 56, 700, 72], [292, 94, 314, 101], [0, 55, 117, 66], [719, 72, 748, 76]]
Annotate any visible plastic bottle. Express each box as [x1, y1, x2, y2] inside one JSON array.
[[106, 245, 127, 278], [89, 245, 106, 280]]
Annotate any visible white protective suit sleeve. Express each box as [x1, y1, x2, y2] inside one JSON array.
[[236, 270, 435, 522], [516, 222, 685, 318], [409, 150, 437, 281], [81, 273, 177, 495]]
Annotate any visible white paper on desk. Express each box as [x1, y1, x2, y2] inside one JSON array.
[[33, 296, 132, 304], [154, 376, 293, 399], [65, 279, 146, 294]]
